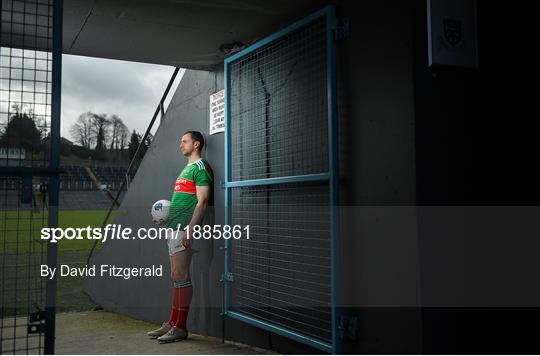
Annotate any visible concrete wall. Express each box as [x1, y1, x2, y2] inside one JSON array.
[[337, 0, 422, 354], [85, 0, 505, 353], [85, 69, 227, 329]]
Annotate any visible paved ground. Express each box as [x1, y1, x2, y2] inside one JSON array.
[[56, 310, 275, 354], [1, 311, 276, 354]]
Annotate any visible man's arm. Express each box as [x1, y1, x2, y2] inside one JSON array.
[[182, 185, 211, 248]]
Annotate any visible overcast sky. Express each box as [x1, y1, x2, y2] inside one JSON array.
[[61, 54, 183, 142]]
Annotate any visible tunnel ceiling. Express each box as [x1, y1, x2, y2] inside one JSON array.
[[60, 0, 328, 69]]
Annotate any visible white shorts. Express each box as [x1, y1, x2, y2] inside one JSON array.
[[166, 229, 198, 256]]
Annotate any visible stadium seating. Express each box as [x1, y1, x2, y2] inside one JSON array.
[[1, 164, 133, 210], [59, 164, 96, 190], [91, 165, 134, 191]]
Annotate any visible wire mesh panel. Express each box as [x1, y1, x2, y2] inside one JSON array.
[[230, 182, 332, 342], [1, 0, 58, 354], [1, 177, 49, 355], [229, 18, 328, 181], [224, 6, 339, 353]]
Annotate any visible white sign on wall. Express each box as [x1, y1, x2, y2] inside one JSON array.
[[427, 0, 478, 68], [209, 90, 225, 135]]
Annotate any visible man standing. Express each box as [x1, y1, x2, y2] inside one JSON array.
[[147, 130, 213, 343]]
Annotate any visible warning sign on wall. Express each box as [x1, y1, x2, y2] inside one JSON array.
[[209, 90, 225, 135]]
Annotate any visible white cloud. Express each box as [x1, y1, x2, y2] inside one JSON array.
[[61, 54, 184, 142]]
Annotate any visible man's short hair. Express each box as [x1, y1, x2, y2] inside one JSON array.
[[184, 130, 205, 151]]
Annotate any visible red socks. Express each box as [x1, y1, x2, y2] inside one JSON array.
[[175, 280, 193, 329], [167, 280, 192, 329], [167, 288, 180, 326]]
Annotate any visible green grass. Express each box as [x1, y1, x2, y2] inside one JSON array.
[[59, 154, 96, 165], [1, 209, 116, 315], [0, 210, 115, 254]]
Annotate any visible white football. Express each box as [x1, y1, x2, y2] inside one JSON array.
[[151, 199, 170, 225]]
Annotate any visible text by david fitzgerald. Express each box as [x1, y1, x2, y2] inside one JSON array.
[[41, 265, 163, 280]]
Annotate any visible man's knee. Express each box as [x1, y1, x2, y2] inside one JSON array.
[[172, 270, 189, 281]]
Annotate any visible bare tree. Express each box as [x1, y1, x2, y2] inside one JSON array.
[[109, 115, 128, 150], [69, 112, 95, 149], [10, 103, 21, 115], [118, 121, 129, 149], [91, 113, 111, 152]]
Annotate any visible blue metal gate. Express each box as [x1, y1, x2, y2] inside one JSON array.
[[1, 0, 62, 353], [223, 6, 340, 353]]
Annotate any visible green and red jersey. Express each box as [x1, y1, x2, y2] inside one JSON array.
[[168, 158, 214, 229]]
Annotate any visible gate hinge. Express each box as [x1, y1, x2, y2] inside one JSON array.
[[220, 272, 234, 283], [338, 315, 358, 340], [333, 18, 350, 41], [28, 307, 49, 334]]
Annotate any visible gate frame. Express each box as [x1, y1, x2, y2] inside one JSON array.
[[222, 5, 341, 353], [44, 0, 63, 353], [0, 0, 62, 353]]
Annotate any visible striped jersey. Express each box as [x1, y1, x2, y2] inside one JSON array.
[[167, 158, 213, 229]]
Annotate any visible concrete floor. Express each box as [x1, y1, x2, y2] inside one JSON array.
[[56, 311, 275, 354], [1, 311, 275, 354]]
